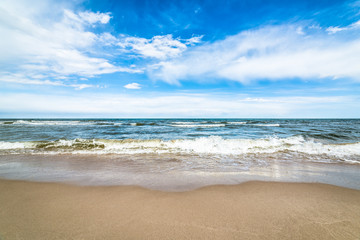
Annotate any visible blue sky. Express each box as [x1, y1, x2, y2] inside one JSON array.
[[1, 0, 360, 118]]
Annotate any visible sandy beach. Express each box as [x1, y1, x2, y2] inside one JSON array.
[[0, 179, 359, 239]]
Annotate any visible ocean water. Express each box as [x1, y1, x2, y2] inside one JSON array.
[[0, 119, 359, 190]]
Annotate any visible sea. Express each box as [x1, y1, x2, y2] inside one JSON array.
[[0, 119, 359, 190]]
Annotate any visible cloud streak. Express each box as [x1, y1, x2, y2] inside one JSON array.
[[326, 20, 360, 34], [150, 23, 360, 84], [0, 73, 95, 90]]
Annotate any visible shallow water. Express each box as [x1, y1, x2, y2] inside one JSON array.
[[0, 154, 359, 191]]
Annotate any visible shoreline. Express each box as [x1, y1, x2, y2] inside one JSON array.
[[1, 179, 359, 239], [1, 154, 360, 191]]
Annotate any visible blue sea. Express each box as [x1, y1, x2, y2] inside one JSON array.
[[0, 119, 359, 190]]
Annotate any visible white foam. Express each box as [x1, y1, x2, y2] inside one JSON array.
[[0, 137, 359, 161], [0, 141, 34, 149], [227, 122, 247, 125], [11, 120, 92, 126], [71, 137, 360, 159], [171, 121, 207, 125]]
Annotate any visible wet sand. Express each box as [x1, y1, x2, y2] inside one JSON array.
[[0, 179, 359, 240]]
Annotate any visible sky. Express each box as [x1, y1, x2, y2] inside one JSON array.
[[1, 0, 360, 118]]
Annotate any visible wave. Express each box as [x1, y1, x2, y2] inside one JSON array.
[[171, 121, 208, 124], [2, 120, 95, 126], [0, 136, 359, 162], [307, 133, 354, 141], [227, 122, 247, 125], [0, 120, 127, 126]]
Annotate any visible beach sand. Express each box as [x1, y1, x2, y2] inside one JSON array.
[[0, 179, 359, 240]]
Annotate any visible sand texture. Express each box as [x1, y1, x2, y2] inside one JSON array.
[[0, 179, 359, 240]]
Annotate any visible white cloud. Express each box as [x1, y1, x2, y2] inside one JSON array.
[[326, 19, 360, 34], [0, 72, 95, 90], [118, 34, 202, 59], [98, 32, 119, 46], [124, 83, 141, 89], [71, 84, 94, 90], [185, 35, 203, 45], [0, 0, 137, 88], [78, 11, 112, 24], [326, 26, 346, 34], [150, 23, 360, 84]]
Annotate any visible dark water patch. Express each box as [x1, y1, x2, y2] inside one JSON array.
[[307, 133, 354, 141], [225, 124, 246, 129], [94, 122, 115, 126], [35, 139, 105, 151], [102, 131, 122, 136], [129, 123, 145, 126], [186, 133, 208, 137]]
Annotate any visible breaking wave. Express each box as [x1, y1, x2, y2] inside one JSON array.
[[0, 136, 359, 163], [1, 120, 106, 126]]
